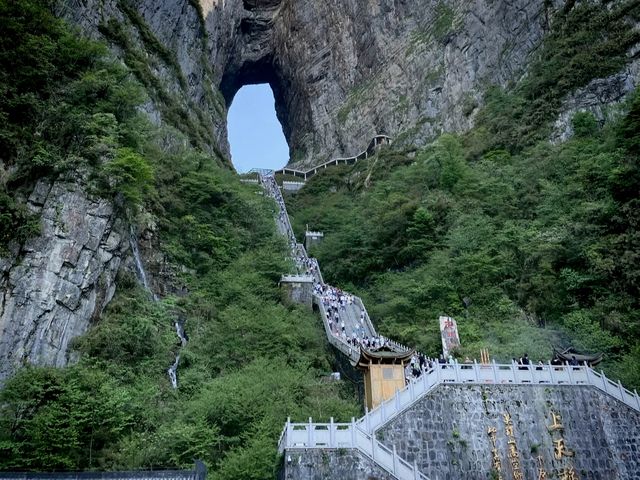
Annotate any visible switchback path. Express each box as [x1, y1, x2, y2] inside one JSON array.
[[260, 172, 408, 363]]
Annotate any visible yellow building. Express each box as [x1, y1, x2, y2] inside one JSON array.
[[356, 348, 414, 410]]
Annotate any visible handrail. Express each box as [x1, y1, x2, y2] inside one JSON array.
[[279, 418, 429, 480], [356, 362, 640, 435], [262, 169, 640, 480], [274, 135, 392, 181]]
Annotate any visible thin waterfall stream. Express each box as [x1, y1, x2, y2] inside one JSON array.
[[129, 226, 185, 389]]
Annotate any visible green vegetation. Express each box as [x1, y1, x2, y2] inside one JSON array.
[[0, 0, 147, 251], [0, 1, 359, 475], [288, 2, 640, 390], [473, 1, 639, 153], [290, 105, 640, 389], [1, 0, 640, 476]]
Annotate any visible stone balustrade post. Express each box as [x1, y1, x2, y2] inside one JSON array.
[[409, 380, 416, 401], [601, 370, 608, 394], [548, 361, 555, 384], [618, 381, 625, 401], [365, 407, 371, 432], [392, 445, 399, 474], [371, 432, 376, 460], [414, 461, 420, 480], [473, 360, 479, 382], [351, 417, 356, 447], [308, 417, 314, 447], [329, 417, 335, 448], [454, 362, 460, 382], [491, 360, 498, 383], [567, 364, 574, 384]]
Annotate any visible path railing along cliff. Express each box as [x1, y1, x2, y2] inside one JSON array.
[[274, 135, 392, 181], [260, 172, 408, 363]]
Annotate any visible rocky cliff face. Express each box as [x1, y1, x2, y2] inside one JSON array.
[[62, 0, 568, 167], [0, 177, 126, 381]]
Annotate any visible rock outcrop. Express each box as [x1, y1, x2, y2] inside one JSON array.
[[0, 178, 127, 382], [552, 58, 640, 143]]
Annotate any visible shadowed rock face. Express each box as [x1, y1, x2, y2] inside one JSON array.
[[209, 0, 562, 167]]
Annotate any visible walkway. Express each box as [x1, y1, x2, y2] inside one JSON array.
[[274, 135, 392, 181], [260, 173, 410, 363]]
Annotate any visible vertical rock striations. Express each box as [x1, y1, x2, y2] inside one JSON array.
[[1, 0, 638, 380], [60, 0, 640, 167], [0, 178, 126, 381], [59, 0, 566, 167]]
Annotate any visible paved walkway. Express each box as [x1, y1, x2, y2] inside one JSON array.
[[260, 173, 405, 362]]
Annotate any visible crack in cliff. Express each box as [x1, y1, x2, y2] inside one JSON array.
[[0, 273, 9, 318], [21, 306, 53, 365]]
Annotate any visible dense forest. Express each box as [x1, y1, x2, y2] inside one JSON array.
[[0, 0, 639, 477]]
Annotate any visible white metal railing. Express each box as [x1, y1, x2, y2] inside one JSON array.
[[275, 135, 392, 181], [265, 168, 640, 480], [279, 417, 429, 480], [357, 362, 640, 434], [278, 364, 640, 479]]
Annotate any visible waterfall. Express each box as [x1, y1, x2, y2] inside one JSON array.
[[129, 226, 158, 301], [130, 225, 185, 389], [167, 354, 180, 389], [175, 320, 188, 347]]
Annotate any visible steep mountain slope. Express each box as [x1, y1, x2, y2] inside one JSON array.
[[0, 2, 359, 474], [286, 4, 640, 388], [0, 0, 639, 477]]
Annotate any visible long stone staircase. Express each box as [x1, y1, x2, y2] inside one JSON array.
[[258, 171, 640, 480]]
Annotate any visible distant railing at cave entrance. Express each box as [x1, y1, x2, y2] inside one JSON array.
[[275, 135, 392, 181]]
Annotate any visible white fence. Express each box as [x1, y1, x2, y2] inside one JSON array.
[[279, 418, 429, 480], [275, 135, 392, 181], [357, 362, 640, 434], [279, 363, 640, 480]]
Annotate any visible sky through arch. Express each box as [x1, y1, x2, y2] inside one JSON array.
[[227, 84, 289, 173]]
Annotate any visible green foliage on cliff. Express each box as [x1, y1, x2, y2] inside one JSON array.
[[289, 94, 640, 390], [288, 1, 640, 388], [473, 1, 639, 153], [0, 0, 150, 249]]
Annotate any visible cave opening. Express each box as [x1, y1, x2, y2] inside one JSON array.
[[221, 54, 291, 173], [227, 83, 289, 173]]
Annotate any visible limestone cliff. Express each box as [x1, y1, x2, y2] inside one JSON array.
[[60, 0, 567, 168], [0, 177, 126, 381]]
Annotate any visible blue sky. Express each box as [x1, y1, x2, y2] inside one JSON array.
[[227, 84, 289, 173]]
